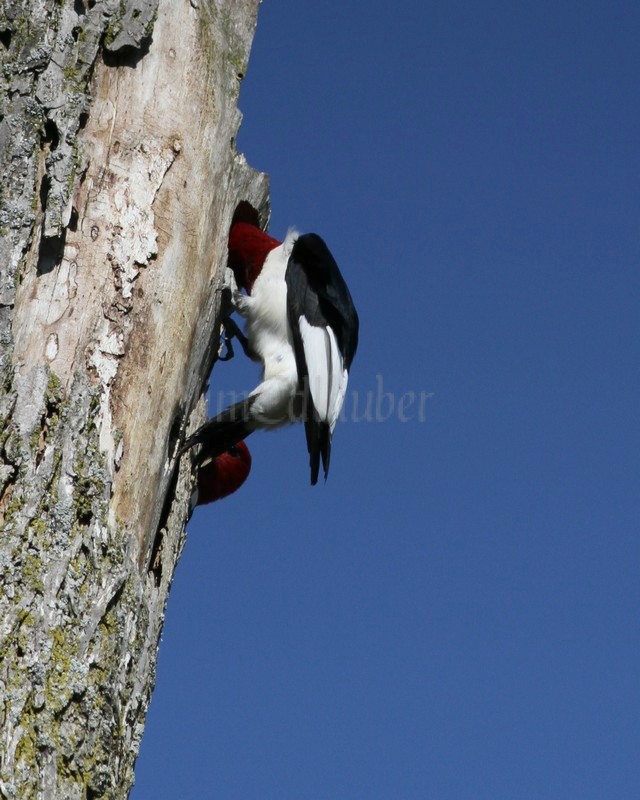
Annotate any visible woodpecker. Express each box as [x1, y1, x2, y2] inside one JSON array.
[[190, 441, 251, 510], [181, 221, 359, 484]]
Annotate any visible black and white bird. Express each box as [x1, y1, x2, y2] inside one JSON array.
[[180, 221, 359, 484]]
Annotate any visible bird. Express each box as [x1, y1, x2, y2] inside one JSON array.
[[180, 220, 359, 484], [190, 441, 252, 509]]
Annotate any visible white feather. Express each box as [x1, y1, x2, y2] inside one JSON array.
[[329, 368, 349, 433], [299, 318, 347, 431], [235, 230, 301, 431], [249, 374, 300, 428], [325, 329, 346, 432], [243, 230, 299, 384]]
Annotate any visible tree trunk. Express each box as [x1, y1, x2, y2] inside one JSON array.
[[0, 1, 268, 796]]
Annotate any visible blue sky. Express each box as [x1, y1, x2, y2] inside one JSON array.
[[133, 2, 640, 798]]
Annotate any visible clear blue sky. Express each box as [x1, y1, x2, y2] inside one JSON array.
[[133, 2, 640, 798]]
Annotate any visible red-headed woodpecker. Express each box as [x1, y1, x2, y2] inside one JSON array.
[[190, 441, 251, 510], [181, 221, 359, 484]]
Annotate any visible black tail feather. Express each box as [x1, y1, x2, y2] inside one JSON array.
[[179, 398, 256, 463], [305, 417, 331, 485], [319, 424, 331, 481]]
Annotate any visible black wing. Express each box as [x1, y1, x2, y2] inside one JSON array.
[[285, 233, 359, 484]]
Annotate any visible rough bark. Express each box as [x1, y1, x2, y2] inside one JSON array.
[[0, 1, 268, 796]]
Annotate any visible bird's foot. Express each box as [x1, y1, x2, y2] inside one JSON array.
[[218, 317, 255, 362]]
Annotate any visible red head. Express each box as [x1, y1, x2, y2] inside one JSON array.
[[228, 221, 281, 294], [195, 441, 252, 506]]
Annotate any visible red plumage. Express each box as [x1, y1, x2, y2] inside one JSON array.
[[228, 221, 281, 293], [194, 441, 252, 506]]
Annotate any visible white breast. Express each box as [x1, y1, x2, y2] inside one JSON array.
[[244, 233, 299, 391]]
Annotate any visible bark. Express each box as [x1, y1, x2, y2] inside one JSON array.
[[0, 1, 268, 796]]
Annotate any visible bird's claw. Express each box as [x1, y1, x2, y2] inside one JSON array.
[[219, 316, 255, 361], [217, 323, 236, 362]]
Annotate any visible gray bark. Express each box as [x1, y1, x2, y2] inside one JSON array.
[[0, 0, 268, 796]]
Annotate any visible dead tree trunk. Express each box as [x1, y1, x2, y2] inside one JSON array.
[[0, 1, 268, 796]]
